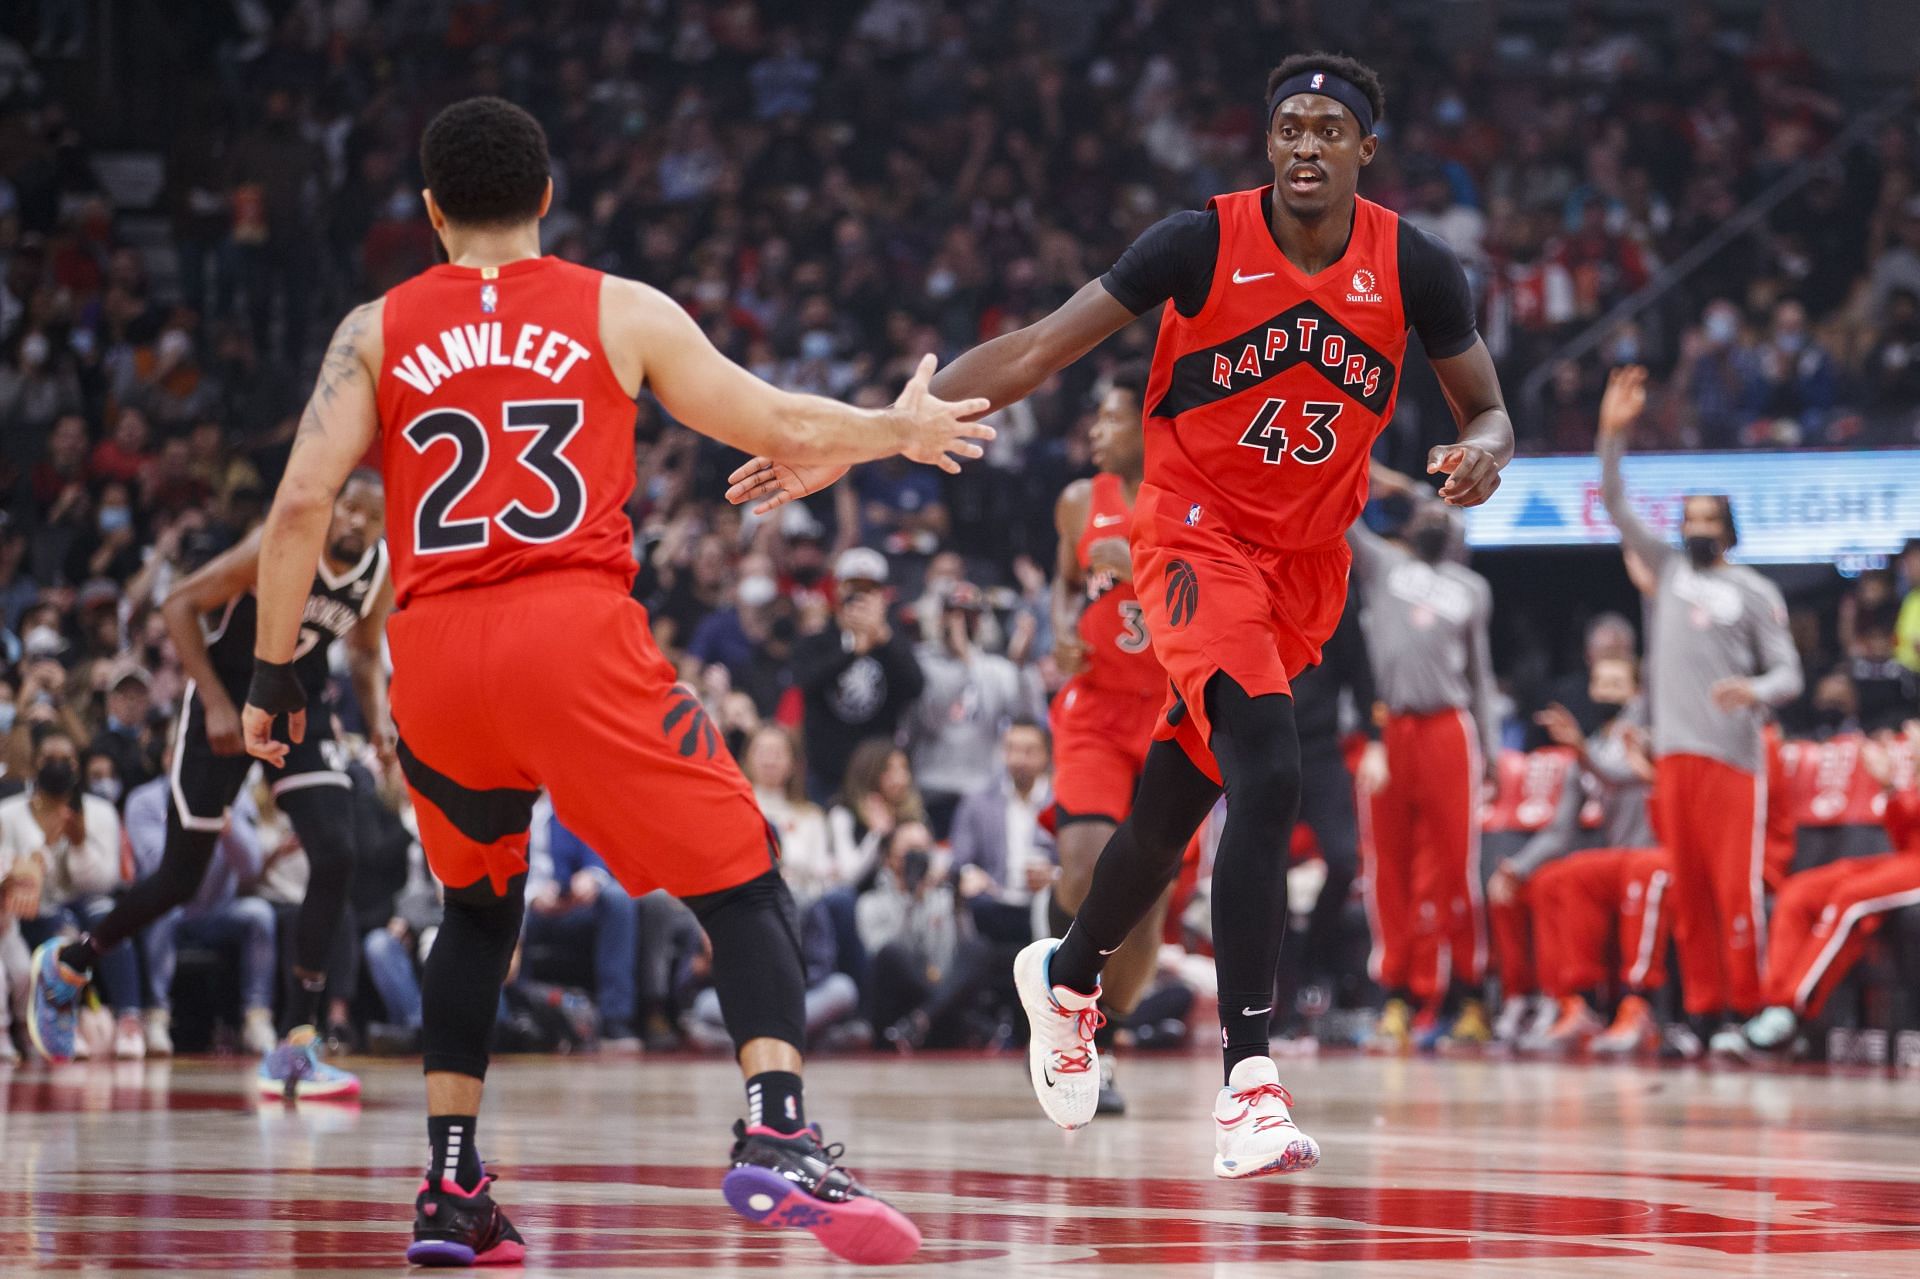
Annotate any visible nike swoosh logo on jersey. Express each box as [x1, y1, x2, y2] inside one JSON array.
[[1092, 514, 1125, 527], [1232, 269, 1275, 284], [1241, 1005, 1273, 1017]]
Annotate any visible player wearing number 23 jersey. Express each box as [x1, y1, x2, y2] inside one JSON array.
[[373, 254, 782, 899], [243, 100, 993, 1268]]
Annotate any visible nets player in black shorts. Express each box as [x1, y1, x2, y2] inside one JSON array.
[[30, 471, 391, 1098]]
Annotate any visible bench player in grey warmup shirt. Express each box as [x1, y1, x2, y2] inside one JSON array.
[[1349, 500, 1498, 1049], [1595, 365, 1802, 1058]]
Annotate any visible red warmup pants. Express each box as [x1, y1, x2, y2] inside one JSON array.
[[1763, 853, 1920, 1015], [1532, 849, 1674, 997], [1363, 709, 1484, 1002], [1654, 754, 1766, 1017], [1488, 879, 1543, 997]]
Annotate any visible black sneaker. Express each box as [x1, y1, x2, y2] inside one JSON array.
[[1095, 1052, 1127, 1115], [407, 1172, 527, 1267], [722, 1120, 921, 1264]]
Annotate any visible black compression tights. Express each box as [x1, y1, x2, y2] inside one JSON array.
[[422, 875, 527, 1079], [1051, 675, 1303, 1080], [72, 785, 356, 986]]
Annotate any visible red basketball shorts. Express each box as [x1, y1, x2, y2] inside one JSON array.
[[1131, 482, 1351, 784], [387, 569, 777, 898], [1050, 676, 1162, 826]]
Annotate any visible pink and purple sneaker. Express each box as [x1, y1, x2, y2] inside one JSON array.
[[722, 1119, 920, 1265], [408, 1172, 526, 1267]]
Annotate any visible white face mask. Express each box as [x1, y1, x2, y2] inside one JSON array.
[[738, 575, 777, 608]]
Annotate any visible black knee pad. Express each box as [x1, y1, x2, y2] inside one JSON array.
[[682, 870, 807, 1053], [421, 874, 527, 1079]]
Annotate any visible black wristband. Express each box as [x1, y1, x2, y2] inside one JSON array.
[[247, 659, 307, 716]]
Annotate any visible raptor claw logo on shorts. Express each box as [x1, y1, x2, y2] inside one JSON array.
[[663, 685, 720, 760], [1165, 559, 1200, 629]]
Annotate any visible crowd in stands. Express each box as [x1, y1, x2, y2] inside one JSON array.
[[1, 2, 1919, 1063]]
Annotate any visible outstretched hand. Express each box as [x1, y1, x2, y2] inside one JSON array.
[[725, 456, 850, 515], [1598, 364, 1648, 441], [726, 354, 995, 512], [892, 353, 995, 473]]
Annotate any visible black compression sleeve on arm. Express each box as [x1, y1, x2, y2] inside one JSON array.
[[1398, 220, 1479, 359], [1099, 209, 1220, 318]]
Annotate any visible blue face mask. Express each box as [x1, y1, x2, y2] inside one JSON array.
[[99, 505, 132, 535], [0, 703, 14, 734]]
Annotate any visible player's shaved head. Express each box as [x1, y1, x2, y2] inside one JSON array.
[[421, 96, 551, 227]]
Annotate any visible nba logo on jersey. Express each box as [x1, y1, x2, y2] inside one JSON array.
[[1310, 72, 1325, 89], [1187, 503, 1202, 526], [481, 284, 498, 313]]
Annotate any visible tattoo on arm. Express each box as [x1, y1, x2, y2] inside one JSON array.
[[290, 301, 379, 459]]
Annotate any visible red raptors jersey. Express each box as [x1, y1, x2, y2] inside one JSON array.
[[376, 257, 638, 606], [1143, 189, 1408, 551], [1075, 472, 1159, 695]]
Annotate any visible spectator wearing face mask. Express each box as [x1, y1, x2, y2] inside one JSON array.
[[793, 548, 924, 801], [906, 582, 1045, 839], [89, 660, 156, 796], [686, 552, 795, 715], [1740, 299, 1837, 445], [1673, 300, 1752, 449], [0, 724, 140, 1058], [0, 328, 82, 442]]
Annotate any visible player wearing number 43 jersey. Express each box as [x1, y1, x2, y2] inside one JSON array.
[[236, 97, 993, 1267], [730, 51, 1515, 1176]]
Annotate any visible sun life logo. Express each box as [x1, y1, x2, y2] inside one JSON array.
[[1347, 267, 1382, 304]]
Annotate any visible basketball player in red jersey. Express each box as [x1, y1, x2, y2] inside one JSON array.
[[1046, 362, 1169, 1115], [730, 53, 1513, 1176], [238, 99, 990, 1267]]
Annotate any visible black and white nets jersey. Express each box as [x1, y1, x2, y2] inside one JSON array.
[[204, 541, 389, 701]]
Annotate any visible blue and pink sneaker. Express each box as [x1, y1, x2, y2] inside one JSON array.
[[722, 1119, 921, 1265], [27, 940, 85, 1063], [408, 1172, 526, 1267], [257, 1025, 361, 1101]]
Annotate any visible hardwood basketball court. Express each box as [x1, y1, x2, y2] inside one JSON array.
[[3, 1050, 1916, 1275]]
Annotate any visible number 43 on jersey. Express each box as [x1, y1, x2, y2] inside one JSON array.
[[1238, 398, 1342, 466]]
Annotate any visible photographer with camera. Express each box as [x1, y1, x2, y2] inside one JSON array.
[[857, 820, 999, 1051]]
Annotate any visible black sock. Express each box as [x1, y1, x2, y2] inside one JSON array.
[[1049, 743, 1222, 996], [746, 1071, 806, 1135], [57, 935, 100, 977], [1220, 991, 1274, 1082], [1050, 922, 1105, 998], [1093, 1015, 1117, 1052], [427, 1114, 485, 1191]]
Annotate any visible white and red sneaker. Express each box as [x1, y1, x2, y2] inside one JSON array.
[[1213, 1056, 1320, 1179], [1012, 939, 1105, 1130]]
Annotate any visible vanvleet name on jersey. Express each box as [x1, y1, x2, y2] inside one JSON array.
[[390, 321, 592, 395]]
